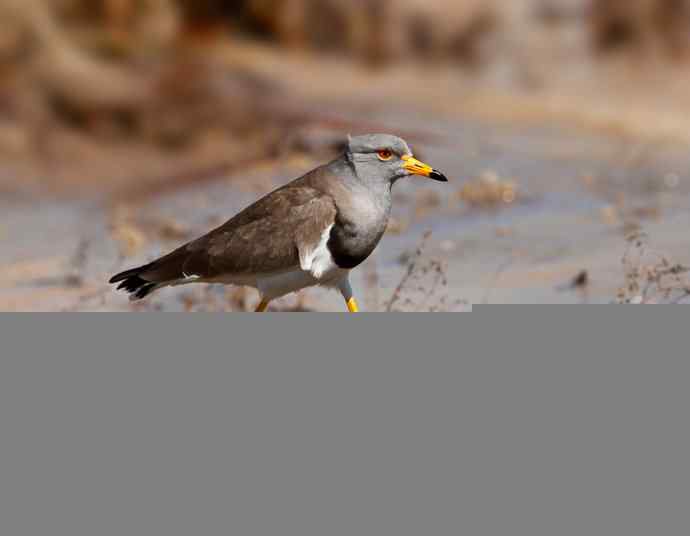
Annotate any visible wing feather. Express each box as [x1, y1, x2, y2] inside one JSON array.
[[139, 185, 338, 282]]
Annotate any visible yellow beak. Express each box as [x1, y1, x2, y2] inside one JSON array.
[[402, 155, 448, 182]]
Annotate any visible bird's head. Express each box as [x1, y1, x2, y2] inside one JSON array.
[[346, 134, 448, 186]]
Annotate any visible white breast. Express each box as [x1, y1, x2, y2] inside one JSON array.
[[299, 223, 337, 280]]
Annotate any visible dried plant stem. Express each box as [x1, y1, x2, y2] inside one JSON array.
[[386, 231, 432, 312]]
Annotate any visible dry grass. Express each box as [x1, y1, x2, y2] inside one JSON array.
[[457, 171, 519, 210], [386, 231, 466, 312], [616, 231, 690, 304], [592, 0, 690, 57], [243, 0, 497, 65], [108, 203, 148, 257]]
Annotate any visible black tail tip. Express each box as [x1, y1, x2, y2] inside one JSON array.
[[111, 273, 157, 301]]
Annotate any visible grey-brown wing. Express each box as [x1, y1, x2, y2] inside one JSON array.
[[141, 185, 338, 282]]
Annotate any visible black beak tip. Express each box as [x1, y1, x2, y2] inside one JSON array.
[[430, 170, 448, 182]]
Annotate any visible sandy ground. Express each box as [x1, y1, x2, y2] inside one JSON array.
[[5, 44, 690, 311], [3, 93, 690, 311]]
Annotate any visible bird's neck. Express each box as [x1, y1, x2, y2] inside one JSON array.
[[347, 174, 392, 215]]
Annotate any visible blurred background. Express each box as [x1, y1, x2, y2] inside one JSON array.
[[3, 0, 690, 310]]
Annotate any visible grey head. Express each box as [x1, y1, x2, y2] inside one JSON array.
[[345, 134, 448, 186]]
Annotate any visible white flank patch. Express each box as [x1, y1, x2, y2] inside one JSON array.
[[299, 223, 336, 280]]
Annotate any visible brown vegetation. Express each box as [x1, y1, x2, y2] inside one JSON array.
[[386, 231, 465, 312], [592, 0, 690, 57], [3, 1, 690, 197], [617, 232, 690, 304], [0, 0, 298, 197], [202, 0, 497, 65], [457, 172, 519, 210]]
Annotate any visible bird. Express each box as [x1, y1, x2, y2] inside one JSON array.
[[109, 134, 448, 312]]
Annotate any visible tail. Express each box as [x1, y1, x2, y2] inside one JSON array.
[[109, 264, 159, 301], [110, 240, 203, 301]]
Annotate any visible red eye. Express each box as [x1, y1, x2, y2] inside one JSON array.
[[377, 150, 393, 161]]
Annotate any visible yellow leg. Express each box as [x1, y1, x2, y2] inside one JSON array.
[[255, 299, 270, 313], [346, 297, 360, 313]]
